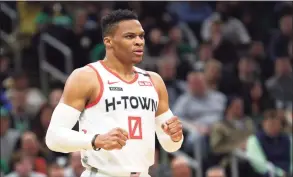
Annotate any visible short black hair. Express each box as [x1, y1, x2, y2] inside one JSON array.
[[101, 9, 138, 37]]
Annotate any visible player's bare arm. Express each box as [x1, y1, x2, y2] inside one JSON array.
[[148, 71, 184, 152], [46, 67, 128, 153]]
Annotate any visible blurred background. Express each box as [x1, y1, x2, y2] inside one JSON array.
[[0, 1, 292, 177]]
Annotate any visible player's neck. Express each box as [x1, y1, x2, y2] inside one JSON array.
[[102, 55, 134, 76]]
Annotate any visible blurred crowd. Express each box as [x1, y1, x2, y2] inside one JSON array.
[[0, 1, 292, 177]]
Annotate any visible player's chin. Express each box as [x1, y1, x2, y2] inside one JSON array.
[[131, 56, 143, 64]]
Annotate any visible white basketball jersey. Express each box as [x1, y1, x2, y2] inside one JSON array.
[[79, 61, 159, 173]]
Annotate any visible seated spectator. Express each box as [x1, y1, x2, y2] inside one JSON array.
[[15, 131, 49, 175], [249, 41, 274, 81], [173, 72, 226, 157], [171, 157, 192, 177], [5, 153, 45, 177], [242, 81, 274, 123], [206, 166, 226, 177], [210, 97, 255, 155], [194, 42, 214, 72], [247, 109, 293, 177], [48, 88, 63, 109], [266, 57, 293, 110], [201, 2, 251, 45], [269, 14, 292, 61], [204, 59, 223, 91], [64, 152, 84, 177], [0, 107, 20, 174], [31, 104, 53, 148], [157, 59, 186, 108], [47, 163, 64, 177]]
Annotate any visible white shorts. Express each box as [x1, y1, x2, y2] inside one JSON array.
[[81, 168, 151, 177]]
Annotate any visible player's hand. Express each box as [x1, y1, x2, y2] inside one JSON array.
[[95, 128, 129, 150], [161, 116, 183, 142]]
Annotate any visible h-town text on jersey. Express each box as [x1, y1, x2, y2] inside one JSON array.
[[105, 96, 158, 112]]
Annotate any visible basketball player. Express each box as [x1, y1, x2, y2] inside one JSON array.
[[45, 9, 184, 177]]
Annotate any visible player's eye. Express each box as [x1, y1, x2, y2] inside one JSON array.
[[139, 34, 145, 39], [125, 35, 134, 39]]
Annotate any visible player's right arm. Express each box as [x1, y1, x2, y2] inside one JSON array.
[[45, 67, 128, 153]]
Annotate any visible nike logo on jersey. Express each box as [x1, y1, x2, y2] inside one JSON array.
[[108, 81, 119, 85]]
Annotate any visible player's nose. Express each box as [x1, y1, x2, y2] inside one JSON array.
[[134, 37, 144, 46]]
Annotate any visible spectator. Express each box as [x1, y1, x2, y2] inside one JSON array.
[[201, 2, 251, 45], [5, 89, 32, 133], [210, 97, 255, 154], [269, 14, 292, 60], [0, 107, 20, 174], [145, 28, 165, 57], [47, 163, 64, 177], [31, 104, 53, 148], [171, 157, 192, 177], [10, 72, 46, 116], [194, 42, 214, 72], [64, 152, 84, 177], [249, 41, 274, 81], [173, 72, 226, 156], [266, 57, 293, 110], [242, 81, 274, 123], [5, 153, 45, 177], [206, 166, 226, 177], [247, 109, 293, 177], [204, 59, 223, 91], [156, 59, 186, 108], [15, 132, 49, 174], [48, 88, 63, 108], [209, 21, 239, 67], [219, 57, 257, 97]]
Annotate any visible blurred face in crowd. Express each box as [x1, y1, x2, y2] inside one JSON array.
[[280, 15, 292, 36], [0, 56, 9, 73], [0, 117, 10, 136], [14, 74, 29, 90], [171, 157, 192, 177], [9, 90, 26, 113], [263, 117, 282, 137], [15, 156, 33, 176], [238, 58, 256, 75], [75, 9, 88, 28], [49, 89, 63, 108], [205, 60, 222, 82], [250, 41, 265, 58], [228, 98, 244, 119], [206, 167, 225, 177], [168, 26, 182, 43], [104, 19, 145, 64], [149, 28, 162, 45], [187, 73, 207, 96], [157, 59, 176, 81], [199, 44, 213, 61], [40, 105, 53, 129], [275, 58, 292, 76], [21, 132, 40, 156], [70, 152, 84, 177], [48, 164, 64, 177], [250, 82, 263, 101]]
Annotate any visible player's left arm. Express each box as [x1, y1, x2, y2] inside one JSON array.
[[148, 71, 184, 152]]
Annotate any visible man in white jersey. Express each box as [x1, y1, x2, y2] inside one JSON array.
[[45, 9, 184, 177]]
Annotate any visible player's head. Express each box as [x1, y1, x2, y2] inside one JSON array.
[[101, 9, 145, 64]]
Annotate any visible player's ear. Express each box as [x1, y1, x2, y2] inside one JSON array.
[[104, 37, 112, 48]]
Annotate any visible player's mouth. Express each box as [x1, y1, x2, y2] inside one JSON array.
[[133, 49, 144, 56]]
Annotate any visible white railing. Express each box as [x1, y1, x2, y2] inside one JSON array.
[[0, 2, 17, 30], [38, 33, 72, 93]]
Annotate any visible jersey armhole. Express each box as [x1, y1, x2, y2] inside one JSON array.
[[85, 64, 104, 109]]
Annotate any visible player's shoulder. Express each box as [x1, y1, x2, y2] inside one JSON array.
[[66, 65, 98, 86]]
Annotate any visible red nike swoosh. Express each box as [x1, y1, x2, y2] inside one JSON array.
[[108, 81, 119, 85]]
